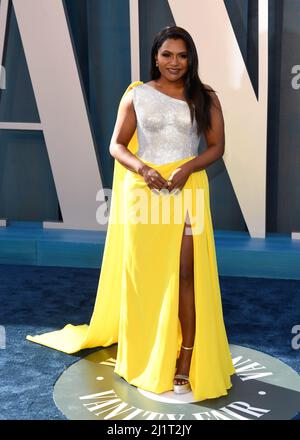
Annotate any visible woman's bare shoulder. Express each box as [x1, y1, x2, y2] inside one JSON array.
[[121, 89, 133, 105], [123, 82, 144, 99]]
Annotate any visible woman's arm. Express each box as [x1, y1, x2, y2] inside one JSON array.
[[110, 89, 169, 191], [184, 85, 225, 174], [109, 90, 148, 175]]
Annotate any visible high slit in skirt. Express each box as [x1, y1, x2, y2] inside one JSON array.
[[26, 81, 235, 401]]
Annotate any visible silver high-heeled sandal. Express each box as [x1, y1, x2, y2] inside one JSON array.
[[173, 344, 193, 394]]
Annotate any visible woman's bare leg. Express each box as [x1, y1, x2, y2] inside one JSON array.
[[174, 212, 196, 386]]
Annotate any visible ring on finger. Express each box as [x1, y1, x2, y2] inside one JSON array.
[[151, 188, 160, 195]]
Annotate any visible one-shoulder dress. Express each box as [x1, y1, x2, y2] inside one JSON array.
[[27, 81, 235, 401]]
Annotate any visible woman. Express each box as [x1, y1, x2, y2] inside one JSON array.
[[27, 26, 235, 400]]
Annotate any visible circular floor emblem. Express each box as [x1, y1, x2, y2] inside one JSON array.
[[53, 344, 300, 420]]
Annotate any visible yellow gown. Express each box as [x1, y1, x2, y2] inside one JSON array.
[[26, 81, 235, 401]]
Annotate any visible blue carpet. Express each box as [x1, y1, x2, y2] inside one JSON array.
[[0, 264, 299, 420]]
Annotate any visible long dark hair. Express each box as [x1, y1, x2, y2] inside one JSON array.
[[150, 25, 216, 137]]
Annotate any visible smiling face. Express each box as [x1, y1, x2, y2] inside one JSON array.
[[155, 38, 189, 83]]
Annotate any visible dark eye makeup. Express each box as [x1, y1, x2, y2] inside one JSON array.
[[161, 53, 187, 58]]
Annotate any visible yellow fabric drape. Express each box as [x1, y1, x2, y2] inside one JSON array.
[[26, 81, 235, 401]]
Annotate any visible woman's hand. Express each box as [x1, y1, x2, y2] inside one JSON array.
[[139, 165, 170, 192], [166, 164, 193, 193]]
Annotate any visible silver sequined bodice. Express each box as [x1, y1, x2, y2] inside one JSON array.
[[128, 83, 201, 165]]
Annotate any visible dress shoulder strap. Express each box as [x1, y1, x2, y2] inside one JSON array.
[[123, 81, 144, 98]]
